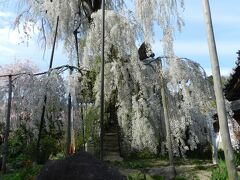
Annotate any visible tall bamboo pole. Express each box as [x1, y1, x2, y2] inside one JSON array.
[[100, 0, 105, 160], [66, 68, 73, 155], [1, 75, 12, 174], [156, 60, 174, 166], [202, 0, 237, 179], [49, 16, 59, 69], [81, 102, 85, 151], [36, 16, 59, 163]]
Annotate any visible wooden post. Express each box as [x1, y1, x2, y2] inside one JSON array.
[[49, 16, 59, 69], [156, 60, 174, 166], [36, 16, 59, 163], [66, 68, 73, 155], [1, 75, 12, 173], [81, 102, 85, 151], [100, 0, 105, 160], [202, 0, 238, 179], [73, 29, 80, 68]]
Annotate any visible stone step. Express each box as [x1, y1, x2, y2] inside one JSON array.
[[103, 141, 119, 147], [106, 129, 118, 132], [103, 151, 123, 162], [103, 155, 123, 162], [104, 136, 118, 139], [103, 137, 118, 142], [103, 137, 118, 141], [104, 152, 120, 156], [104, 140, 118, 144], [103, 125, 121, 162], [104, 132, 118, 136], [103, 135, 118, 139], [104, 146, 119, 152], [103, 144, 119, 149], [104, 142, 119, 146]]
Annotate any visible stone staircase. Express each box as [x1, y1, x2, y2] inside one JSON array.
[[103, 125, 123, 162]]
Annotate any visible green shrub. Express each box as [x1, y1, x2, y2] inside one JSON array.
[[1, 164, 42, 180], [37, 136, 60, 163], [129, 148, 156, 159], [49, 152, 65, 160], [117, 161, 148, 169], [185, 143, 212, 160], [217, 150, 225, 160], [211, 159, 228, 180], [75, 107, 100, 156], [234, 150, 240, 166], [127, 171, 164, 180], [8, 154, 30, 169], [175, 176, 187, 180], [8, 124, 34, 159], [128, 171, 145, 180]]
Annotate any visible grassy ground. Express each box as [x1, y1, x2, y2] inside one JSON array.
[[111, 158, 215, 180], [0, 157, 230, 180]]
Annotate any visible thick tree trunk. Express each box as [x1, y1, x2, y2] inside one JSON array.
[[157, 60, 174, 166], [1, 75, 12, 174], [202, 0, 238, 179]]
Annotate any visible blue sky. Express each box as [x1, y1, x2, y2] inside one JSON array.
[[0, 1, 240, 76]]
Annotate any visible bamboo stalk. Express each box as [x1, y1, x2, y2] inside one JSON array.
[[100, 0, 105, 160]]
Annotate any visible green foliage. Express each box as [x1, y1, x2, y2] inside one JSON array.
[[81, 55, 100, 101], [0, 164, 42, 180], [194, 165, 208, 171], [8, 154, 30, 169], [49, 152, 65, 160], [234, 150, 240, 166], [211, 159, 228, 180], [129, 148, 156, 159], [217, 150, 225, 160], [8, 124, 34, 158], [185, 143, 212, 160], [127, 171, 164, 180], [127, 171, 145, 180], [207, 75, 229, 87], [114, 158, 168, 169], [117, 161, 148, 169], [76, 106, 100, 156], [7, 117, 63, 164], [175, 176, 187, 180], [37, 136, 61, 164], [82, 70, 97, 100]]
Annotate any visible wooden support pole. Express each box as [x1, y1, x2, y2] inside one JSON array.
[[36, 95, 47, 163], [1, 75, 12, 174], [49, 16, 59, 69], [202, 0, 237, 179], [73, 29, 80, 68], [156, 60, 174, 166], [36, 16, 59, 163], [100, 0, 105, 160], [81, 102, 85, 151], [66, 68, 73, 155]]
